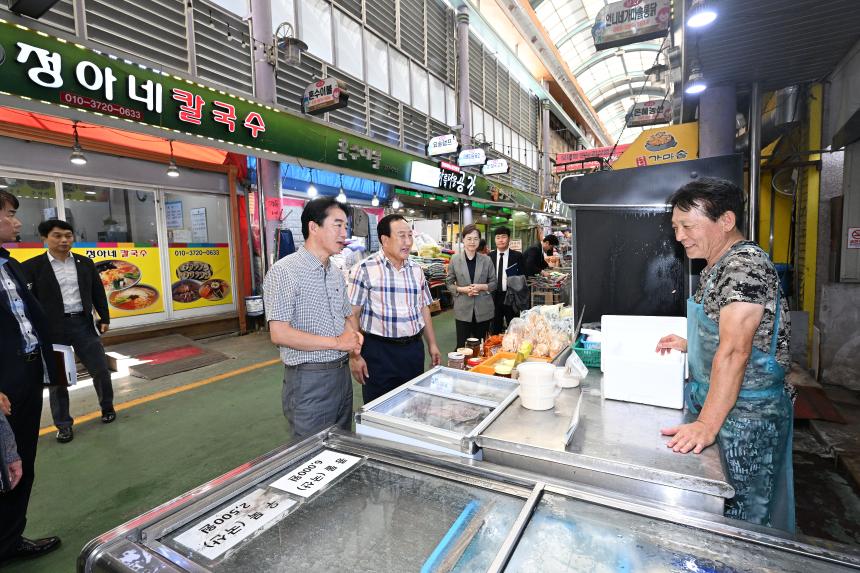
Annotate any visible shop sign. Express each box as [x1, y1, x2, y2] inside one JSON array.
[[0, 21, 546, 208], [301, 77, 348, 115], [409, 161, 441, 187], [458, 147, 486, 167], [169, 244, 234, 309], [482, 159, 509, 176], [8, 243, 164, 318], [440, 162, 476, 196], [270, 450, 361, 498], [625, 99, 672, 128], [509, 239, 522, 251], [849, 227, 860, 249], [427, 134, 459, 156], [613, 122, 698, 169], [554, 145, 629, 173], [173, 488, 295, 560], [592, 0, 671, 51], [542, 198, 564, 216]]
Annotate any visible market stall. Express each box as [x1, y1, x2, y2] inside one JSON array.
[[78, 430, 860, 572]]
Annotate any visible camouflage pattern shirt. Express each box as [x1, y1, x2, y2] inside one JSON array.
[[694, 240, 794, 398]]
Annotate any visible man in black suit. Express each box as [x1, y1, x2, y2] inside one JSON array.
[[0, 190, 61, 564], [23, 219, 115, 444], [488, 226, 523, 334]]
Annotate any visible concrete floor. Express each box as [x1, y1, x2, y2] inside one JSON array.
[[4, 309, 860, 572]]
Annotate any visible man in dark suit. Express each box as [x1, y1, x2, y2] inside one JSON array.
[[488, 226, 523, 334], [23, 219, 115, 444], [0, 190, 62, 564]]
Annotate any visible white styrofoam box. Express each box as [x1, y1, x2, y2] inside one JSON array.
[[600, 315, 688, 409]]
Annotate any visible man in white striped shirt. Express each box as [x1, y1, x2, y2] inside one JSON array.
[[348, 214, 441, 404]]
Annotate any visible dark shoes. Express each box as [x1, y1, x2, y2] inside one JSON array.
[[0, 536, 61, 563], [101, 409, 117, 424], [56, 426, 73, 443]]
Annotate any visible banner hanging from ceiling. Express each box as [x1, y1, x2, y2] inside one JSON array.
[[613, 122, 698, 169], [592, 0, 671, 51]]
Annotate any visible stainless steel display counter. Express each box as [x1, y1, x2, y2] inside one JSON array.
[[79, 430, 860, 573], [478, 358, 732, 515]]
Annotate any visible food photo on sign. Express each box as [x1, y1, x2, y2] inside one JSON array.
[[168, 246, 233, 309]]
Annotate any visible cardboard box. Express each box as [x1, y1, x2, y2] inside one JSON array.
[[428, 299, 441, 313]]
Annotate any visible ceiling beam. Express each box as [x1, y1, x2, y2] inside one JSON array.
[[572, 43, 661, 76]]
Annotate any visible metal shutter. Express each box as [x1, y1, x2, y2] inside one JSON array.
[[368, 88, 402, 147], [399, 0, 425, 64], [85, 0, 189, 72], [402, 107, 428, 155], [193, 2, 254, 95], [468, 33, 483, 106], [426, 0, 454, 85], [334, 0, 362, 21], [326, 69, 368, 135], [429, 117, 447, 140], [365, 0, 396, 42], [276, 54, 324, 114], [483, 53, 497, 116], [497, 68, 510, 127]]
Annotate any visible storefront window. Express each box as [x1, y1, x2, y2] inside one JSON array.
[[0, 176, 57, 243], [165, 191, 234, 312], [62, 183, 158, 245]]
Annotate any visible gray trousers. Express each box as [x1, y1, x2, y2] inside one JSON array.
[[49, 315, 114, 429], [282, 358, 352, 440]]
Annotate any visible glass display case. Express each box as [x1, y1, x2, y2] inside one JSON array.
[[356, 366, 520, 457], [79, 431, 860, 573]]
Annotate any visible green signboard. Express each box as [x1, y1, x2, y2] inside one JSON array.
[[0, 19, 543, 208]]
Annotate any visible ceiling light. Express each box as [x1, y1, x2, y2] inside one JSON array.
[[166, 140, 180, 177], [391, 197, 402, 210], [687, 0, 717, 28], [685, 62, 707, 94], [69, 121, 87, 166], [371, 192, 380, 207], [307, 184, 318, 198]]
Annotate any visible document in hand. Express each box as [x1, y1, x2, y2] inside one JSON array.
[[53, 344, 77, 387]]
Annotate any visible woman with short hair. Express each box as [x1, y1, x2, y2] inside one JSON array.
[[446, 224, 497, 348]]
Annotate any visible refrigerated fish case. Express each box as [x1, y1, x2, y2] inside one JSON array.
[[79, 431, 860, 573]]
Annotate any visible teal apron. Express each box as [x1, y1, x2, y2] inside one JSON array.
[[686, 277, 795, 532]]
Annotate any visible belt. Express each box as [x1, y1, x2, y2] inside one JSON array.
[[64, 311, 85, 317], [364, 330, 423, 345], [286, 356, 349, 371], [19, 348, 41, 362]]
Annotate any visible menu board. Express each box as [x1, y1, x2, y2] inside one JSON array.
[[168, 243, 233, 309], [7, 243, 165, 318]]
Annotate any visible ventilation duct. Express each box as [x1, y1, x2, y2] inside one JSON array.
[[735, 85, 802, 152]]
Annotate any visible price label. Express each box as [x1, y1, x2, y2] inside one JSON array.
[[269, 449, 361, 498], [173, 488, 295, 560]]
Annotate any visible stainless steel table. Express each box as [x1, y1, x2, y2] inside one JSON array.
[[478, 365, 733, 515]]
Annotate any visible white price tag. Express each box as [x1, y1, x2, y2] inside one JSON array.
[[173, 488, 295, 560], [269, 449, 361, 498]]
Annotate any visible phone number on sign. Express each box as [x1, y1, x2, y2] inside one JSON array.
[[174, 249, 221, 257], [59, 92, 143, 121]]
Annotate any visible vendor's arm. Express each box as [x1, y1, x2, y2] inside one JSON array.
[[661, 301, 762, 454]]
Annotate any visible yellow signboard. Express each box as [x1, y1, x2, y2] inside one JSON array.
[[6, 243, 165, 318], [168, 244, 233, 309], [614, 122, 698, 169]]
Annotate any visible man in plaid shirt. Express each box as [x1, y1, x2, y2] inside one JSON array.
[[348, 214, 441, 403], [263, 197, 363, 439]]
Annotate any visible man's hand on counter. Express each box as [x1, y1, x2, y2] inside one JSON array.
[[660, 420, 718, 454]]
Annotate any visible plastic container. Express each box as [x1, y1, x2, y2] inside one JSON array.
[[457, 347, 473, 358], [573, 335, 601, 368], [493, 364, 512, 378], [516, 362, 562, 411], [447, 352, 465, 370], [468, 352, 549, 375], [244, 295, 264, 317], [466, 357, 483, 368], [554, 366, 581, 388]]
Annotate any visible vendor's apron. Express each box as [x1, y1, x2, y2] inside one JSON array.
[[685, 278, 795, 532]]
